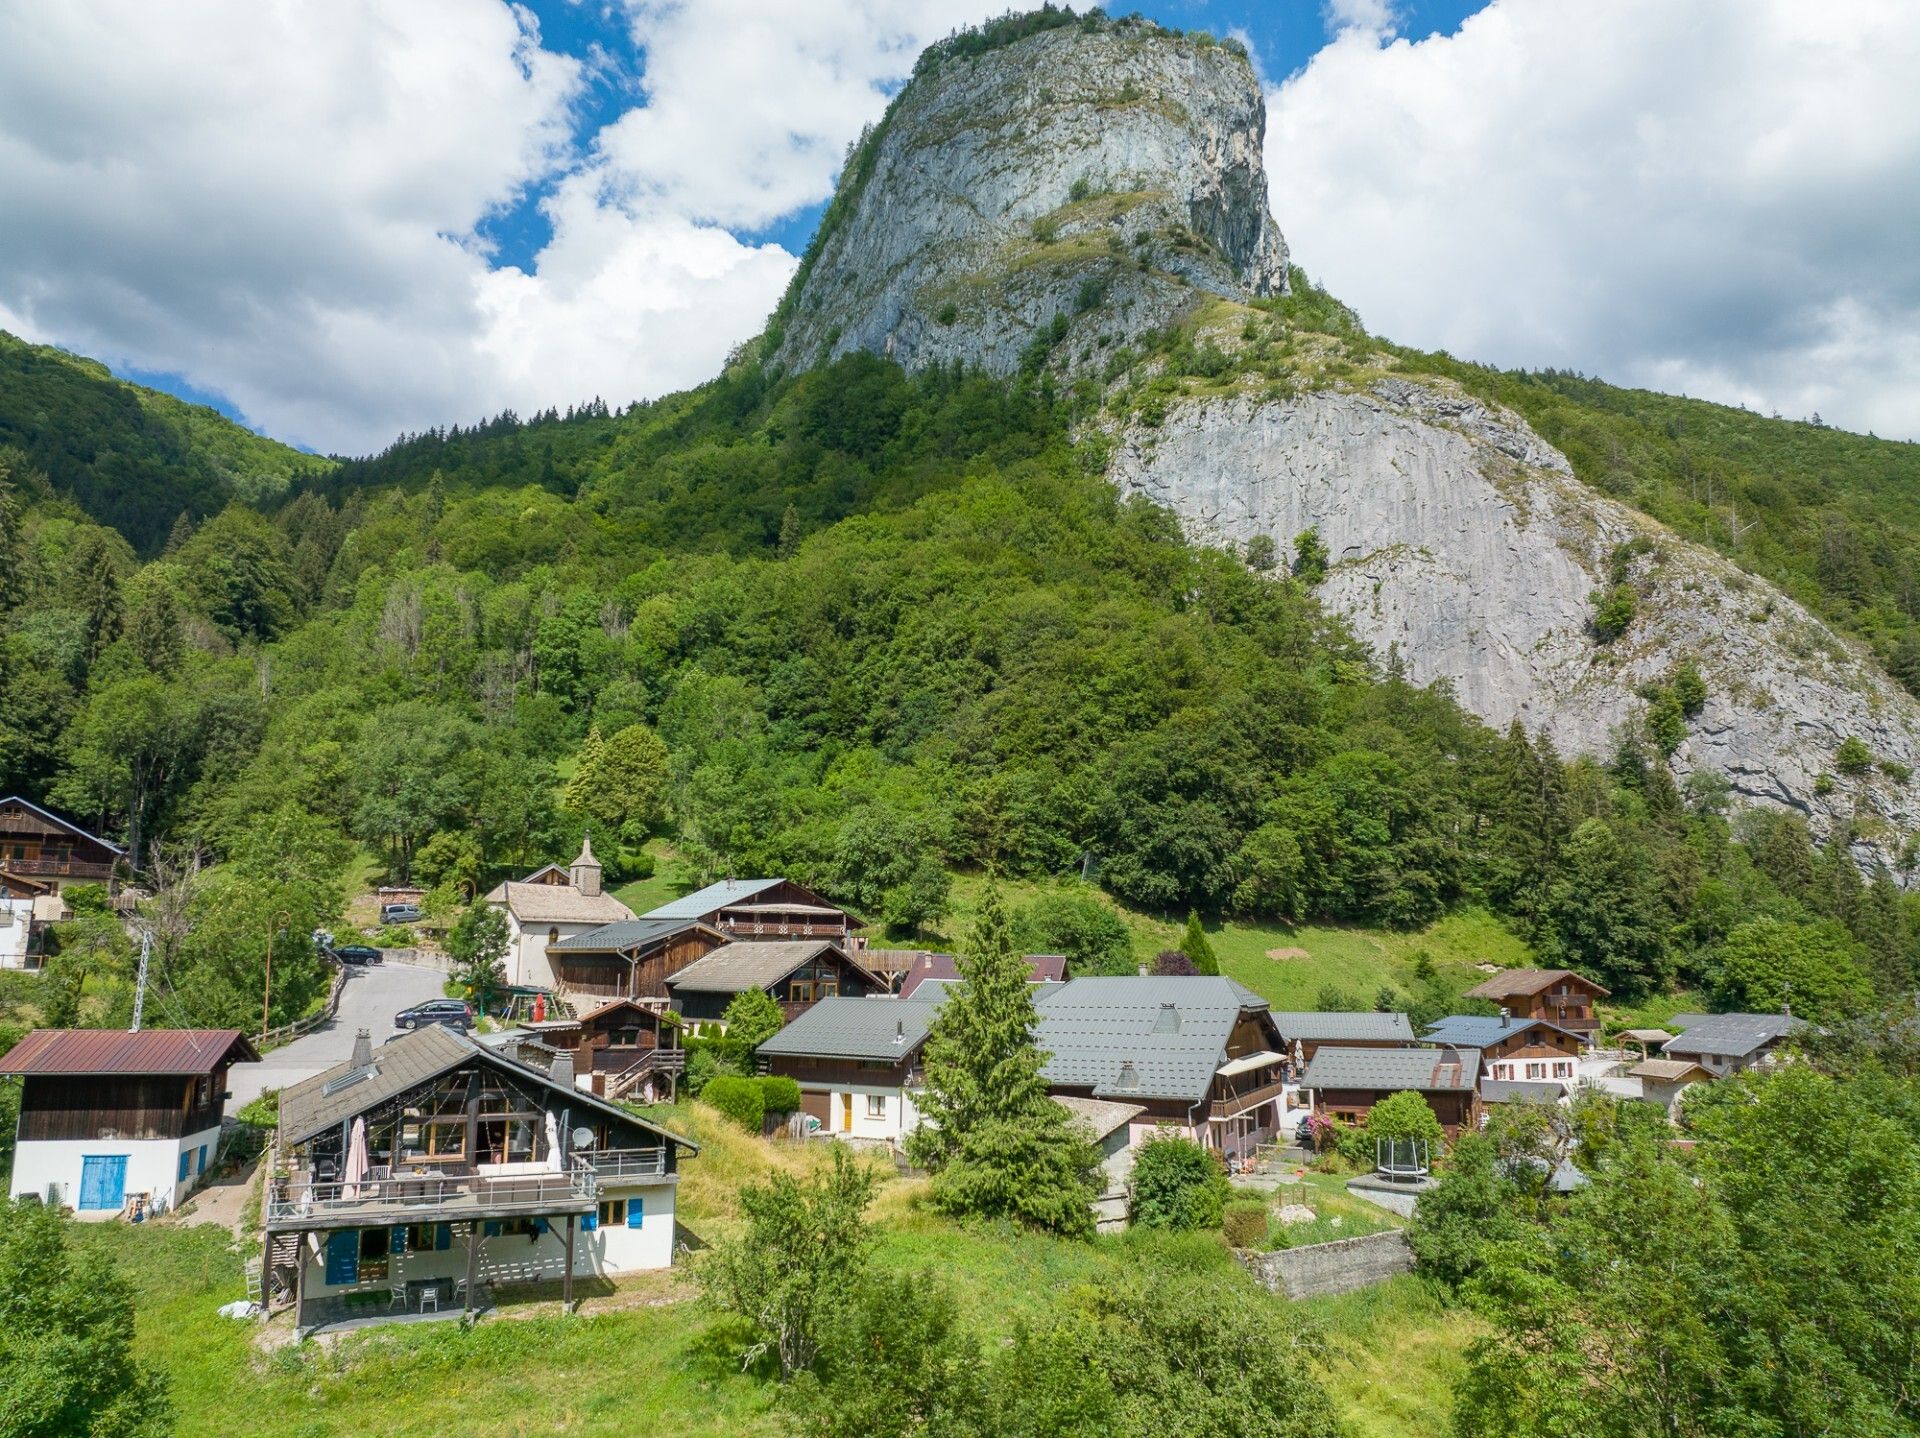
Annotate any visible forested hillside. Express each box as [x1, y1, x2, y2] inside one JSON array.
[[0, 329, 326, 553], [1, 337, 1917, 1040]]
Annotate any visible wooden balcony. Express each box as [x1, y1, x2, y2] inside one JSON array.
[[264, 1157, 602, 1231], [0, 855, 115, 880], [1209, 1078, 1288, 1122], [719, 920, 849, 939]]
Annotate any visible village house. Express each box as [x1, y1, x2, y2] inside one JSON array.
[[1268, 1011, 1415, 1068], [1462, 968, 1608, 1037], [755, 995, 936, 1143], [1298, 1045, 1483, 1138], [663, 939, 886, 1030], [1054, 1095, 1146, 1232], [858, 948, 949, 993], [544, 917, 728, 1006], [0, 798, 127, 967], [483, 838, 636, 991], [1661, 1012, 1807, 1076], [2, 1028, 258, 1219], [261, 1024, 695, 1334], [1629, 1057, 1716, 1117], [896, 951, 1066, 998], [1423, 1014, 1584, 1086], [640, 877, 857, 941], [501, 996, 686, 1102]]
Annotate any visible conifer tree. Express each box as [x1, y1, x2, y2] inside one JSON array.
[[162, 509, 194, 557], [908, 882, 1098, 1236], [562, 724, 607, 817], [1180, 909, 1218, 975]]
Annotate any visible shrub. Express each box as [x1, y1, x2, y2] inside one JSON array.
[[935, 301, 958, 326], [1222, 1199, 1270, 1248], [1291, 527, 1329, 585], [1068, 177, 1092, 202], [1365, 1089, 1445, 1148], [1244, 533, 1278, 571], [237, 1089, 280, 1127], [759, 1074, 802, 1116], [1671, 661, 1708, 717], [1129, 1133, 1230, 1230], [703, 1074, 766, 1132], [1592, 583, 1638, 642], [1835, 736, 1873, 775]]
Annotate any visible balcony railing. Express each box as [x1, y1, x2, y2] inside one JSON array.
[[584, 1146, 670, 1181], [265, 1157, 598, 1228], [1209, 1078, 1289, 1121], [719, 920, 848, 938], [0, 856, 114, 879]]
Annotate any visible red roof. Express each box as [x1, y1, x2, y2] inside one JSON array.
[[899, 953, 1067, 997], [0, 1028, 258, 1076]]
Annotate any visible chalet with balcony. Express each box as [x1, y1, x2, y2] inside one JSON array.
[[1424, 1014, 1584, 1087], [1661, 1011, 1808, 1076], [545, 917, 728, 1005], [756, 995, 937, 1143], [510, 997, 687, 1103], [484, 838, 637, 991], [0, 797, 126, 897], [1, 1028, 258, 1219], [1034, 976, 1290, 1166], [1269, 1011, 1415, 1068], [262, 1024, 695, 1335], [640, 877, 857, 941], [1463, 968, 1607, 1037], [664, 940, 887, 1029], [1298, 1045, 1483, 1138]]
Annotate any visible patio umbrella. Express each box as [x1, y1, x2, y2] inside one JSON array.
[[341, 1117, 370, 1199], [545, 1110, 565, 1172]]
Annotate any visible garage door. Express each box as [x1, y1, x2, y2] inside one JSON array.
[[800, 1089, 830, 1124]]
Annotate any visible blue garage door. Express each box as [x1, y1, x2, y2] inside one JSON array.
[[78, 1155, 128, 1211]]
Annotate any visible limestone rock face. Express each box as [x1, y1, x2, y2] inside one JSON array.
[[772, 24, 1288, 377], [1106, 380, 1920, 862]]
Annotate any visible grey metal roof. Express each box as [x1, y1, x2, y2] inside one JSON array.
[[1480, 1079, 1566, 1104], [1300, 1045, 1482, 1092], [664, 940, 845, 993], [277, 1024, 696, 1152], [756, 996, 939, 1063], [642, 878, 785, 921], [1663, 1012, 1806, 1058], [1271, 1011, 1415, 1043], [1033, 975, 1274, 1103], [1423, 1015, 1585, 1048], [550, 916, 710, 952]]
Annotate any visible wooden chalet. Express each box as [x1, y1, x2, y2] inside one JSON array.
[[544, 918, 728, 1004], [756, 997, 937, 1144], [1269, 1011, 1416, 1068], [664, 939, 886, 1027], [1423, 1015, 1583, 1085], [263, 1025, 695, 1334], [512, 997, 687, 1102], [1, 1028, 258, 1218], [1298, 1045, 1483, 1138], [640, 878, 858, 941], [0, 796, 125, 894], [1463, 968, 1608, 1037]]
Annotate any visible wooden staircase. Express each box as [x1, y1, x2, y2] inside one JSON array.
[[605, 1048, 687, 1103]]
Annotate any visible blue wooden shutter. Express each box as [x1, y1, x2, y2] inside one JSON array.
[[581, 1211, 597, 1232], [626, 1198, 644, 1229], [177, 1151, 192, 1182], [435, 1223, 452, 1251], [392, 1225, 407, 1254], [483, 1220, 502, 1237], [324, 1231, 359, 1284], [198, 1146, 208, 1175]]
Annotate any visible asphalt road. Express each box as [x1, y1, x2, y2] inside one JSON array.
[[227, 960, 447, 1110]]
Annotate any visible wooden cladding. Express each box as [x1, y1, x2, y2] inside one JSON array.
[[16, 1073, 218, 1141]]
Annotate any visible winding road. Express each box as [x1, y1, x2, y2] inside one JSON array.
[[227, 959, 447, 1110]]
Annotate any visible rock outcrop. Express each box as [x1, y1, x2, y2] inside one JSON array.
[[769, 18, 1920, 865]]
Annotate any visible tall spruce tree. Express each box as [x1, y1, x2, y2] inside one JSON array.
[[907, 882, 1098, 1236], [1180, 909, 1219, 975]]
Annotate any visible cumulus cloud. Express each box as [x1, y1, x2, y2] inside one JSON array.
[[1268, 0, 1920, 439], [0, 0, 994, 453]]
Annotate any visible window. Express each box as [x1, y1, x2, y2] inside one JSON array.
[[358, 1227, 391, 1280], [865, 1095, 886, 1119], [597, 1198, 627, 1226], [1525, 1062, 1547, 1079], [789, 979, 812, 1004], [1552, 1062, 1573, 1078], [402, 1119, 466, 1158], [405, 1223, 449, 1252]]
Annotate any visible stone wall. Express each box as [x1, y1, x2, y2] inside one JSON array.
[[1236, 1229, 1413, 1300]]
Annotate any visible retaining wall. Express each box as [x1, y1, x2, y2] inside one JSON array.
[[1237, 1229, 1413, 1300]]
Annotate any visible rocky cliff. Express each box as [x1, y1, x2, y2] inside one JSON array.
[[769, 17, 1920, 865]]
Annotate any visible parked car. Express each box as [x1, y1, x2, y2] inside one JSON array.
[[394, 999, 473, 1032], [380, 903, 423, 924], [1294, 1114, 1316, 1148], [332, 945, 383, 966]]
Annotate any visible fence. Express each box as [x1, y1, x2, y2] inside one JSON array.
[[258, 962, 350, 1050]]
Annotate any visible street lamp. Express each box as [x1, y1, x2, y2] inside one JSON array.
[[261, 908, 292, 1039]]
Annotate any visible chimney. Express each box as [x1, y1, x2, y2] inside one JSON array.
[[1153, 1002, 1180, 1035], [1117, 1060, 1139, 1090], [893, 1019, 906, 1046], [1498, 1006, 1510, 1020], [350, 1029, 372, 1069], [571, 834, 602, 897], [1137, 963, 1148, 977], [550, 1050, 575, 1090]]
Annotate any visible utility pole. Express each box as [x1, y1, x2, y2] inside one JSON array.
[[130, 929, 152, 1033]]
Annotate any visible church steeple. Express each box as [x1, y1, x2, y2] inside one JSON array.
[[570, 834, 602, 897]]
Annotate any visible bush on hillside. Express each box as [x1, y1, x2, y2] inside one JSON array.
[[1129, 1133, 1229, 1230], [759, 1075, 802, 1116], [703, 1075, 766, 1132], [1222, 1199, 1270, 1248]]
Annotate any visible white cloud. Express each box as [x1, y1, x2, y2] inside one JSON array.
[[1268, 0, 1920, 440], [1322, 0, 1398, 40], [0, 0, 996, 453]]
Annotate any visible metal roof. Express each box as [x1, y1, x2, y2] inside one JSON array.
[[1033, 975, 1273, 1103], [1663, 1012, 1806, 1058], [898, 953, 1067, 997], [756, 996, 939, 1063], [1423, 1014, 1585, 1048], [277, 1024, 696, 1152], [1464, 968, 1610, 1000], [1479, 1079, 1566, 1104], [1270, 1011, 1415, 1043], [664, 940, 866, 994], [642, 878, 786, 921], [1300, 1045, 1482, 1092], [0, 1028, 257, 1076], [549, 917, 714, 952]]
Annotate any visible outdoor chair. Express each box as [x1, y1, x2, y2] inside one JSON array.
[[388, 1284, 407, 1311], [418, 1286, 440, 1314]]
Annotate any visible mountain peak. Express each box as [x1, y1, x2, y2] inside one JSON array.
[[768, 14, 1287, 378]]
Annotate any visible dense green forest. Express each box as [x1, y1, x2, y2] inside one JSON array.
[[2, 305, 1919, 1038]]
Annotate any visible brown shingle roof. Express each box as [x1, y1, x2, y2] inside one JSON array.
[[0, 1028, 257, 1076], [486, 880, 634, 925], [1463, 968, 1610, 1001]]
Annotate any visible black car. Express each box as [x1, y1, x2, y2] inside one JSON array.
[[333, 945, 383, 966], [380, 903, 423, 925], [394, 999, 473, 1032]]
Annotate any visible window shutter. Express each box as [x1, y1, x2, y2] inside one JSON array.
[[627, 1198, 644, 1229], [483, 1220, 502, 1238], [435, 1223, 452, 1251], [532, 1218, 549, 1236], [392, 1225, 407, 1254], [177, 1151, 191, 1182], [581, 1212, 597, 1232], [325, 1231, 359, 1284]]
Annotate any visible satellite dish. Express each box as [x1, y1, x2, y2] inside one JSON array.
[[572, 1127, 595, 1150]]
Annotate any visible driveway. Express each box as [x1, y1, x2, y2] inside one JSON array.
[[228, 960, 448, 1110]]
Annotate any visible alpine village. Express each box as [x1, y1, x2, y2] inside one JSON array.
[[2, 9, 1917, 1438]]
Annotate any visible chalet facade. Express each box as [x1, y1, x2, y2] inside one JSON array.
[[1269, 1011, 1415, 1067], [1299, 1045, 1483, 1138], [641, 878, 857, 941], [263, 1025, 695, 1334], [1424, 1015, 1583, 1085], [511, 997, 686, 1102], [665, 940, 886, 1028], [756, 997, 935, 1143], [1463, 968, 1608, 1037], [1630, 1057, 1715, 1117], [0, 796, 126, 895], [1661, 1012, 1807, 1076], [484, 839, 636, 991], [2, 1028, 258, 1219], [545, 918, 727, 1004]]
